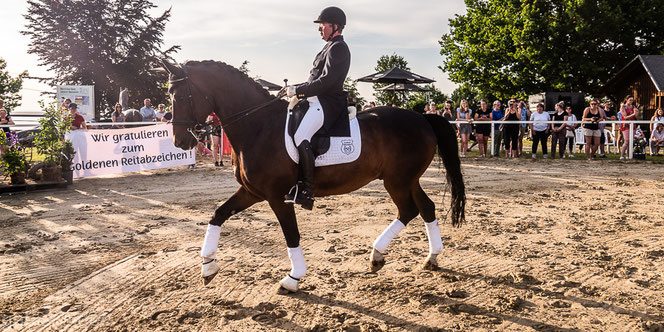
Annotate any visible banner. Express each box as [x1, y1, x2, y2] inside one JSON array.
[[57, 85, 95, 121], [66, 123, 195, 178]]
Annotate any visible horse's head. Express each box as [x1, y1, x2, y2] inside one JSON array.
[[161, 59, 215, 150]]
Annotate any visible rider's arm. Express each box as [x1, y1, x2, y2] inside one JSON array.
[[295, 43, 350, 98]]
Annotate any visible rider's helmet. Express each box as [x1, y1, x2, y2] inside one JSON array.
[[314, 6, 346, 27]]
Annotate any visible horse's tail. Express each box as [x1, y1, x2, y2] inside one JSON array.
[[423, 114, 466, 227]]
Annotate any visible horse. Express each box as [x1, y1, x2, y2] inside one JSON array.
[[160, 60, 465, 293]]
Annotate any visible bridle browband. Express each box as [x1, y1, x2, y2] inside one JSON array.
[[167, 63, 285, 140]]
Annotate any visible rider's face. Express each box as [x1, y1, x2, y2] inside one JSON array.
[[319, 22, 334, 40]]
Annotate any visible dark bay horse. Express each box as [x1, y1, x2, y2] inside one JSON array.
[[161, 60, 465, 293]]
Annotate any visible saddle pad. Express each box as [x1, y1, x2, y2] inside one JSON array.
[[285, 112, 361, 167]]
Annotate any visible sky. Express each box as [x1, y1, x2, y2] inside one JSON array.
[[1, 0, 466, 114]]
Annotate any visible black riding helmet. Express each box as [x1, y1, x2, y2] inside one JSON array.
[[314, 7, 346, 40]]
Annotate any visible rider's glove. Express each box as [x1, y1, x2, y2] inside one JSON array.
[[286, 85, 297, 98]]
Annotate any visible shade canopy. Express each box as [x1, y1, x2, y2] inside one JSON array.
[[357, 67, 435, 84], [255, 78, 282, 91], [376, 83, 429, 92]]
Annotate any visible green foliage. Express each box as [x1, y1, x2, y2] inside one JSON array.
[[0, 58, 28, 111], [440, 0, 664, 100], [22, 0, 180, 119], [34, 101, 72, 166], [239, 60, 250, 75], [373, 54, 411, 107], [343, 77, 366, 109], [406, 84, 450, 113], [451, 84, 480, 110], [0, 131, 28, 176], [60, 140, 75, 170]]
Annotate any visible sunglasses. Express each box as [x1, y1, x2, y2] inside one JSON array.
[[590, 103, 597, 105]]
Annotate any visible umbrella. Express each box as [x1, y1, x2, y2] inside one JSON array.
[[256, 78, 282, 91], [376, 83, 430, 92], [357, 67, 435, 84]]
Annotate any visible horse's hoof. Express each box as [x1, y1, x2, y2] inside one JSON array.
[[201, 260, 220, 285], [278, 275, 299, 293], [276, 285, 296, 295], [370, 259, 385, 273], [422, 254, 439, 271]]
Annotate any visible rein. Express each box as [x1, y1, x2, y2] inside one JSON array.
[[168, 64, 285, 140]]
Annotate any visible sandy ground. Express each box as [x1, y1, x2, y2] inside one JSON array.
[[1, 156, 663, 331]]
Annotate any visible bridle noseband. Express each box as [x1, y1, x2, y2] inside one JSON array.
[[167, 63, 285, 141]]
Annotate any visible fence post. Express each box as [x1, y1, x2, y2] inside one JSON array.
[[490, 125, 495, 157], [629, 122, 634, 159]]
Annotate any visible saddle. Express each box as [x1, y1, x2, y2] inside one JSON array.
[[287, 99, 352, 157]]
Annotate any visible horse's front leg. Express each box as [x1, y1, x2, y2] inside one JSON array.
[[201, 187, 261, 284], [267, 200, 305, 293]]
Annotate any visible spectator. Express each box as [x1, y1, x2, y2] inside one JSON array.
[[60, 98, 71, 112], [598, 101, 616, 157], [441, 100, 457, 134], [0, 108, 14, 135], [163, 106, 173, 122], [155, 104, 167, 122], [0, 99, 10, 116], [456, 99, 473, 157], [564, 105, 578, 157], [650, 122, 664, 156], [140, 98, 156, 122], [369, 101, 376, 108], [207, 112, 223, 167], [362, 104, 370, 111], [423, 104, 430, 114], [69, 103, 87, 130], [426, 102, 440, 116], [503, 99, 521, 158], [474, 99, 492, 157], [491, 100, 504, 157], [517, 100, 531, 157], [619, 95, 639, 159], [650, 107, 664, 133], [550, 101, 567, 159], [529, 103, 550, 158], [111, 103, 125, 129], [634, 125, 647, 155], [582, 99, 604, 160]]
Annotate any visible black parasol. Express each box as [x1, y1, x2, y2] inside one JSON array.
[[357, 67, 435, 84], [256, 78, 282, 91], [376, 83, 430, 92]]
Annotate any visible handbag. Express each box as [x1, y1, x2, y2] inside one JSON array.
[[566, 129, 574, 138]]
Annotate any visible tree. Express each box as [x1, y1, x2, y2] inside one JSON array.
[[343, 77, 365, 109], [440, 0, 664, 100], [23, 0, 180, 119], [373, 53, 410, 107], [0, 58, 28, 111], [406, 84, 449, 113], [450, 84, 480, 110]]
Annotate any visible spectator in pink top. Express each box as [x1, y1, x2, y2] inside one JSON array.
[[619, 95, 639, 160]]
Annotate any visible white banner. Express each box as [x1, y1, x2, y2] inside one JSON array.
[[57, 85, 95, 121], [66, 123, 195, 178]]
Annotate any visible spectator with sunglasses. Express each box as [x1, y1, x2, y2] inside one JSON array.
[[582, 99, 604, 160]]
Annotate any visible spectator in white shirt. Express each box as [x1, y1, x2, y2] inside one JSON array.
[[650, 122, 664, 156], [529, 103, 550, 158], [140, 98, 156, 122]]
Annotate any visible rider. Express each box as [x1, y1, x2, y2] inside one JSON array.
[[284, 6, 351, 210]]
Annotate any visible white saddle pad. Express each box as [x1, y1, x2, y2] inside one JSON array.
[[284, 112, 361, 167]]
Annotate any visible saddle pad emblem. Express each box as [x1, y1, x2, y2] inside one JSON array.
[[341, 139, 354, 155]]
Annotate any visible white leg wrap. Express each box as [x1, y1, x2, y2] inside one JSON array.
[[372, 219, 405, 253], [200, 224, 222, 261], [287, 246, 306, 279], [425, 219, 443, 255]]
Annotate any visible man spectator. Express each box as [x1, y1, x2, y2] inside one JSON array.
[[517, 100, 531, 157], [140, 98, 156, 122], [598, 101, 617, 157], [650, 122, 664, 156], [491, 100, 504, 157], [69, 103, 87, 130]]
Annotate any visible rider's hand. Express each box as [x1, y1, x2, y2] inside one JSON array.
[[286, 86, 297, 98]]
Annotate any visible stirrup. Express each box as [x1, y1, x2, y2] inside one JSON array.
[[284, 183, 314, 210], [284, 183, 299, 203]]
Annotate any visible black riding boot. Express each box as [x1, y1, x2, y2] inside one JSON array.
[[284, 140, 315, 210]]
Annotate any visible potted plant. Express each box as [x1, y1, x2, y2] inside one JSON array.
[[60, 139, 75, 184], [0, 131, 28, 184], [34, 101, 72, 182]]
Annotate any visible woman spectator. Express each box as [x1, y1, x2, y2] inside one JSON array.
[[517, 100, 531, 157], [503, 99, 521, 158], [474, 99, 492, 157], [564, 106, 578, 157], [491, 100, 504, 157], [550, 101, 568, 159], [0, 108, 15, 155], [428, 102, 441, 116], [111, 103, 125, 129], [207, 112, 224, 167], [582, 99, 604, 160], [619, 95, 639, 159], [650, 107, 664, 134], [650, 122, 664, 156], [529, 103, 550, 158], [155, 104, 167, 122], [456, 99, 473, 157], [442, 100, 457, 134]]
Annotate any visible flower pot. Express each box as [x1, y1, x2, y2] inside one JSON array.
[[10, 172, 26, 185], [62, 169, 73, 184], [41, 165, 62, 182]]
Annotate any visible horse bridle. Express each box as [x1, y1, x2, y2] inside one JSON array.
[[167, 63, 285, 141]]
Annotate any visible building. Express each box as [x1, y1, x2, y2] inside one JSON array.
[[528, 92, 585, 117], [600, 55, 664, 120]]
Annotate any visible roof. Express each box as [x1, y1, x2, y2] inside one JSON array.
[[603, 55, 664, 93]]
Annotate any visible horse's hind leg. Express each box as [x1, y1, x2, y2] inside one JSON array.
[[370, 179, 419, 272], [201, 187, 261, 284], [412, 185, 442, 270]]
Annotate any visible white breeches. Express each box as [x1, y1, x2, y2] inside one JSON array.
[[372, 219, 405, 253], [293, 96, 324, 146], [201, 224, 222, 261]]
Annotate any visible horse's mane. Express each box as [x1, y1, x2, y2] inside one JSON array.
[[183, 60, 272, 99]]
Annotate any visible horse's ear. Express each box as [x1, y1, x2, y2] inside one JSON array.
[[160, 59, 182, 76]]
